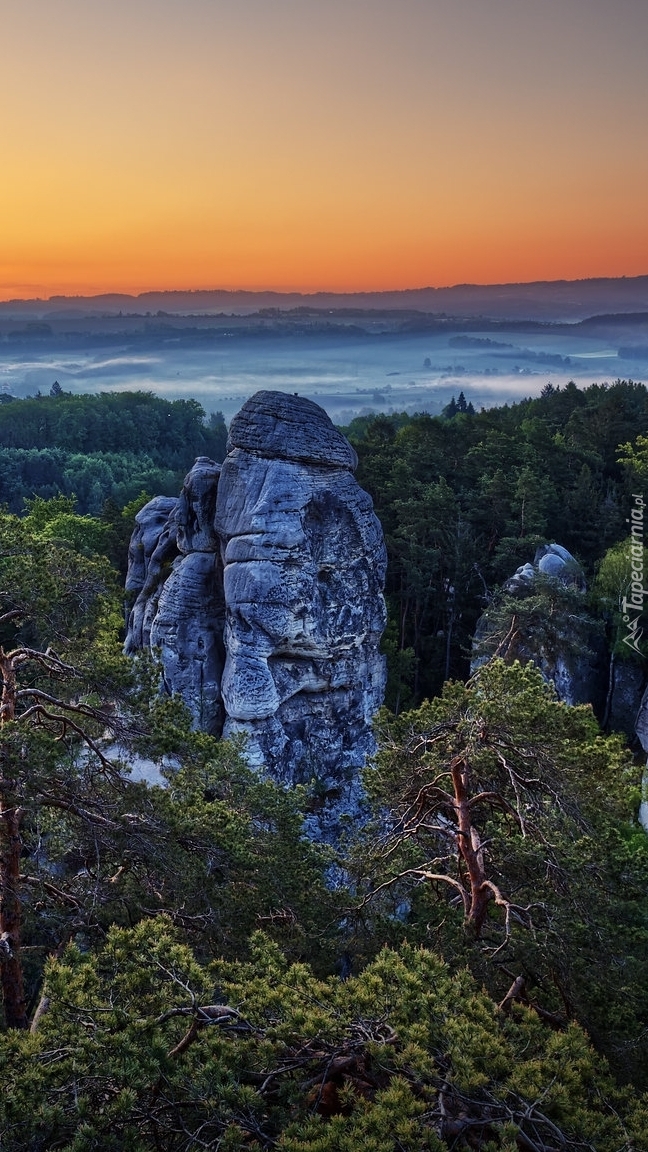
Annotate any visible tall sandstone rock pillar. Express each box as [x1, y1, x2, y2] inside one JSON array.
[[125, 391, 387, 833], [216, 391, 387, 789]]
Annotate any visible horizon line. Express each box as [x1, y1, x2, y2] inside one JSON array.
[[2, 272, 648, 307]]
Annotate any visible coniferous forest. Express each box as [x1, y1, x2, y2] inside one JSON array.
[[3, 382, 648, 1149], [0, 391, 228, 516]]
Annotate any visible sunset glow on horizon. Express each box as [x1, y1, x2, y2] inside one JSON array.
[[3, 0, 648, 302]]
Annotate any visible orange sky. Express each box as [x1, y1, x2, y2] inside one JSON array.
[[2, 0, 648, 300]]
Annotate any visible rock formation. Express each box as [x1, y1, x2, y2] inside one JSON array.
[[125, 392, 387, 833], [125, 495, 179, 652], [473, 543, 648, 835], [471, 544, 604, 709], [501, 543, 586, 597]]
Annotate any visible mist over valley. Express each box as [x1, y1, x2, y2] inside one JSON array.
[[2, 285, 647, 423]]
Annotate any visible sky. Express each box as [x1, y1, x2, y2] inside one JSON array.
[[2, 0, 648, 299]]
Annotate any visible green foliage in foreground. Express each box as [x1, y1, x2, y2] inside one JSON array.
[[356, 661, 648, 1084], [18, 491, 155, 578], [2, 919, 647, 1151], [3, 485, 648, 1145], [0, 504, 339, 1033]]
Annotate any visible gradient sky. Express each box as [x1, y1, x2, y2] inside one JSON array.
[[2, 0, 648, 298]]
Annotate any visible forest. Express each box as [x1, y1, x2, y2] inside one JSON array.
[[2, 381, 648, 1150], [342, 378, 648, 706], [0, 390, 228, 515]]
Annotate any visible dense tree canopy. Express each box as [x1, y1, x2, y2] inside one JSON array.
[[357, 660, 648, 1082], [0, 391, 227, 464], [2, 921, 647, 1151], [342, 378, 647, 704], [2, 379, 648, 1146], [0, 392, 227, 514]]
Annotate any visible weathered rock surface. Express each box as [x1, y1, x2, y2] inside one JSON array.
[[472, 543, 603, 708], [216, 402, 387, 798], [124, 496, 179, 652], [125, 496, 178, 598], [633, 676, 648, 835], [502, 544, 586, 597], [125, 463, 227, 730], [227, 390, 358, 470], [608, 661, 647, 741], [176, 457, 222, 554], [124, 391, 387, 834], [150, 551, 226, 735]]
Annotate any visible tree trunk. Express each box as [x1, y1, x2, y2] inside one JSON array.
[[0, 797, 27, 1029], [0, 649, 28, 1028], [0, 647, 16, 725], [450, 756, 490, 937]]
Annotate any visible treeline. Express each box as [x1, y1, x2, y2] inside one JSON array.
[[343, 378, 647, 706], [0, 391, 227, 513]]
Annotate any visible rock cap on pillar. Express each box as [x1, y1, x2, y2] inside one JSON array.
[[227, 390, 358, 470]]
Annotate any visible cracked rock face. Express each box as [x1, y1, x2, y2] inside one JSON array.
[[124, 391, 387, 831], [125, 496, 178, 599], [216, 398, 387, 793], [125, 465, 225, 731], [124, 496, 179, 652], [176, 457, 222, 554], [151, 551, 226, 736]]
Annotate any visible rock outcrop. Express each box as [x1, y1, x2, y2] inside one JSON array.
[[125, 496, 179, 652], [125, 392, 387, 832], [629, 659, 648, 835], [501, 543, 586, 597], [473, 543, 648, 836], [608, 661, 647, 741], [471, 543, 604, 709], [125, 463, 226, 734]]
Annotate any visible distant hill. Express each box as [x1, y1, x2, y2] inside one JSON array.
[[2, 275, 648, 323]]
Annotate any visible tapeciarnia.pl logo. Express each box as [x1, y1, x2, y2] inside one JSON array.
[[622, 494, 646, 655]]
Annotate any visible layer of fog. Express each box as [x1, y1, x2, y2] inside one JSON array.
[[1, 329, 646, 425]]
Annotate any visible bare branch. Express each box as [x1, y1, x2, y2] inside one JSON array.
[[0, 610, 24, 627], [498, 974, 526, 1015], [17, 690, 120, 731], [38, 793, 120, 830], [467, 790, 520, 817], [155, 1003, 248, 1058], [15, 704, 123, 773], [362, 868, 470, 915], [167, 1019, 200, 1059], [19, 875, 81, 908], [155, 1004, 242, 1028], [7, 647, 80, 678]]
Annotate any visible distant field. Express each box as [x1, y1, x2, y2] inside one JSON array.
[[1, 314, 647, 424]]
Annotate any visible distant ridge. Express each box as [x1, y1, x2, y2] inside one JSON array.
[[2, 275, 648, 323]]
